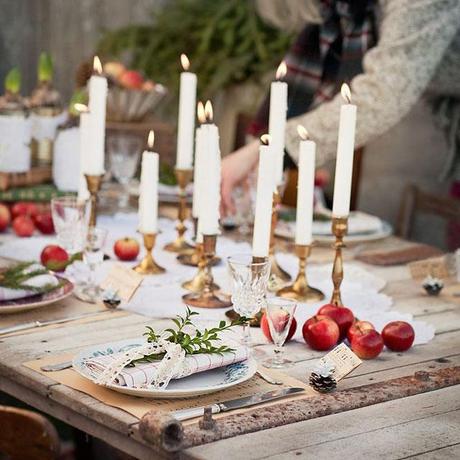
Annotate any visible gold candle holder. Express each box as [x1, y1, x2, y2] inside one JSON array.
[[277, 244, 324, 302], [164, 168, 195, 253], [268, 190, 292, 287], [85, 174, 103, 227], [182, 234, 231, 308], [133, 233, 165, 275], [330, 217, 348, 306], [181, 242, 219, 293]]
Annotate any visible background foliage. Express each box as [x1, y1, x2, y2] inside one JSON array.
[[98, 0, 293, 99]]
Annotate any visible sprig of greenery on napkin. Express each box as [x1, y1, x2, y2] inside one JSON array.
[[0, 262, 60, 293]]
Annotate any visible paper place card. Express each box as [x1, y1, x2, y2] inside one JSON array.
[[408, 256, 450, 281], [100, 264, 143, 302], [318, 343, 362, 381]]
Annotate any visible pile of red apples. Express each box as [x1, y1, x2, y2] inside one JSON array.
[[0, 202, 54, 237]]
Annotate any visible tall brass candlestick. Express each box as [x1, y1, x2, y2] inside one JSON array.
[[277, 244, 324, 302], [268, 190, 292, 288], [182, 234, 231, 308], [182, 242, 219, 293], [85, 174, 103, 227], [164, 168, 194, 253], [330, 217, 348, 305], [134, 233, 165, 275]]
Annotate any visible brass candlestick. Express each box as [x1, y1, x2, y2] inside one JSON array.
[[164, 168, 195, 253], [182, 242, 219, 293], [330, 217, 348, 306], [133, 233, 165, 275], [268, 190, 292, 288], [85, 174, 103, 227], [277, 244, 324, 302], [182, 234, 231, 308]]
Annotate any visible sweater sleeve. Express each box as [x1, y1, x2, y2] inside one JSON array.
[[285, 0, 460, 166]]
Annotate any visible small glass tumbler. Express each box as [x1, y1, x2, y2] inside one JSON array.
[[51, 196, 90, 255], [263, 297, 297, 369], [77, 227, 108, 303], [227, 254, 271, 345]]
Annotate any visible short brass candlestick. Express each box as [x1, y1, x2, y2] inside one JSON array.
[[277, 244, 324, 302], [133, 233, 165, 275], [268, 190, 292, 288], [330, 217, 348, 306], [177, 238, 220, 267], [182, 234, 231, 308], [85, 174, 103, 227], [164, 168, 195, 253], [182, 242, 219, 293]]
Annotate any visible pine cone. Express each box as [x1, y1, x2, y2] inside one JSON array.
[[75, 61, 93, 88], [309, 372, 337, 393]]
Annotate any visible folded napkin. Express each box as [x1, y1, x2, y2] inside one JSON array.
[[0, 264, 59, 302], [85, 345, 249, 388]]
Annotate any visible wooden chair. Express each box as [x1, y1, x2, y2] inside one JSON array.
[[0, 406, 60, 460], [397, 184, 460, 239]]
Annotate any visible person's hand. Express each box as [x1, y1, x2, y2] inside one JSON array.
[[221, 139, 259, 216]]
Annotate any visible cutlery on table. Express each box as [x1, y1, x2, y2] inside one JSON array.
[[0, 310, 108, 336], [171, 387, 305, 421]]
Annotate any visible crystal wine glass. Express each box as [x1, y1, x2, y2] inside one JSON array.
[[108, 133, 142, 209], [263, 297, 297, 369], [227, 254, 271, 345], [51, 196, 90, 255], [76, 227, 108, 303]]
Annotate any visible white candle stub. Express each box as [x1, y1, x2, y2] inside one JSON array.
[[332, 83, 357, 218]]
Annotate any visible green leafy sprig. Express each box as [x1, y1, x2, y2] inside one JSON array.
[[134, 307, 248, 364]]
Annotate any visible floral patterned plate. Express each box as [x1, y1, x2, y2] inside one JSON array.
[[0, 278, 74, 314], [73, 338, 257, 399]]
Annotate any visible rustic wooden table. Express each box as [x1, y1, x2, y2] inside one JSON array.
[[0, 229, 459, 459]]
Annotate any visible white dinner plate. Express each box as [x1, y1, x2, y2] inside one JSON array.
[[73, 338, 257, 399]]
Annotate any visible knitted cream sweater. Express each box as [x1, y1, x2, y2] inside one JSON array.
[[262, 0, 460, 166]]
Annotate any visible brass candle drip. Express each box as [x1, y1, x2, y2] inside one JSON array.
[[182, 234, 231, 308], [330, 217, 348, 305], [84, 174, 103, 227], [277, 244, 324, 302], [164, 168, 195, 253], [181, 242, 219, 293], [268, 189, 292, 288], [133, 233, 165, 275]]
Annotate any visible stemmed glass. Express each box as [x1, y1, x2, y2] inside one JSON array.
[[50, 196, 90, 255], [108, 133, 142, 209], [227, 254, 271, 345], [263, 297, 297, 368], [76, 227, 108, 303]]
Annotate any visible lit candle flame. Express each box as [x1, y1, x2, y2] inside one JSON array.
[[197, 101, 206, 124], [74, 103, 89, 114], [297, 125, 309, 140], [180, 53, 190, 71], [341, 83, 352, 103], [93, 56, 103, 75], [275, 61, 287, 80], [148, 130, 155, 150], [260, 134, 271, 145], [204, 100, 213, 123]]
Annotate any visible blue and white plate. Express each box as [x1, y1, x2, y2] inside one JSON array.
[[73, 338, 257, 399]]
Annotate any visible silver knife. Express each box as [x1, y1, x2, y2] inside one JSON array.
[[0, 310, 108, 336], [171, 387, 304, 421]]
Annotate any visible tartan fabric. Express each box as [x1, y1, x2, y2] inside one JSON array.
[[248, 0, 378, 137]]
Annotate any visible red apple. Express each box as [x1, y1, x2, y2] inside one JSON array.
[[382, 321, 415, 352], [351, 330, 384, 359], [11, 201, 38, 219], [302, 315, 340, 351], [114, 237, 140, 261], [119, 70, 144, 90], [40, 245, 69, 272], [317, 304, 355, 340], [34, 211, 55, 234], [347, 320, 375, 344], [104, 61, 126, 80], [0, 203, 11, 231], [261, 313, 297, 343], [12, 215, 35, 237]]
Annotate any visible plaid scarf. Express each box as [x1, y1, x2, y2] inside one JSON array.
[[248, 0, 378, 137]]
